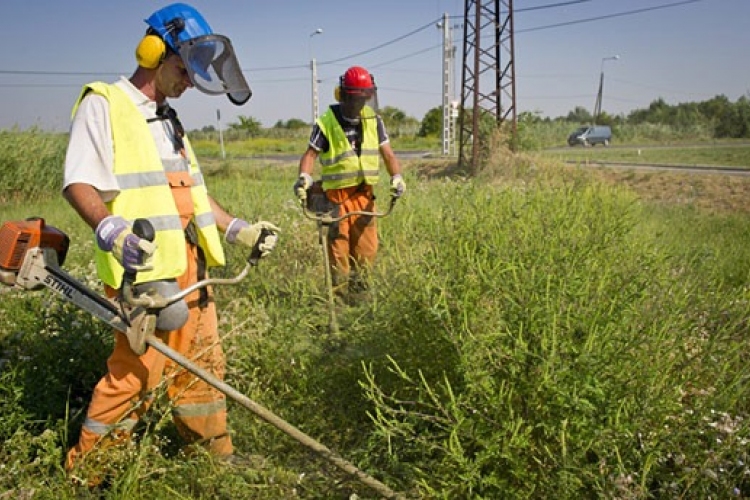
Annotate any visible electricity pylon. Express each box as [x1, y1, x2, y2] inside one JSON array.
[[458, 0, 517, 173]]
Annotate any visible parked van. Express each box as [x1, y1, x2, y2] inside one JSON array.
[[567, 125, 612, 147]]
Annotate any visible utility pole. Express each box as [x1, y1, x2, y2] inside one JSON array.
[[458, 0, 517, 173], [309, 28, 324, 124], [438, 13, 457, 156], [216, 109, 225, 160], [593, 55, 619, 124]]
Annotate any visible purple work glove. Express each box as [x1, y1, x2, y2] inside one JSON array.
[[96, 216, 156, 272]]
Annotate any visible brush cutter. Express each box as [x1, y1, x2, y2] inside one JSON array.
[[299, 190, 397, 334], [0, 216, 404, 499]]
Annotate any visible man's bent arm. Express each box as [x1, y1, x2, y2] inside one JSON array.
[[63, 183, 111, 230]]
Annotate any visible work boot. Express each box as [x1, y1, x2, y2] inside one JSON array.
[[66, 430, 135, 489]]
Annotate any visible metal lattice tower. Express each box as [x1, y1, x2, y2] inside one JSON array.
[[458, 0, 517, 172]]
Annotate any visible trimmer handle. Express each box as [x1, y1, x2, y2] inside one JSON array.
[[248, 228, 272, 266], [122, 218, 155, 288]]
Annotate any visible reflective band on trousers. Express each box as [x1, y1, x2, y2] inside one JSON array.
[[82, 416, 138, 436], [172, 400, 227, 418], [317, 106, 380, 190], [73, 82, 225, 288]]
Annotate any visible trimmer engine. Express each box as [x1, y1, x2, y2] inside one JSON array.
[[0, 218, 70, 286]]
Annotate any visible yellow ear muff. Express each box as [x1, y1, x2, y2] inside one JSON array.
[[136, 34, 166, 69], [334, 86, 341, 102]]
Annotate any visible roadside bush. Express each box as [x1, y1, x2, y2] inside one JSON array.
[[359, 178, 750, 498]]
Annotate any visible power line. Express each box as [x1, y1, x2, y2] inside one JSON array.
[[0, 70, 120, 76], [0, 84, 82, 88], [517, 0, 595, 13], [367, 45, 442, 70], [0, 1, 708, 85], [318, 18, 442, 66], [518, 0, 704, 33]]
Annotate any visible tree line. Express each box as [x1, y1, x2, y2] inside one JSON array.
[[192, 94, 750, 142], [532, 94, 750, 140]]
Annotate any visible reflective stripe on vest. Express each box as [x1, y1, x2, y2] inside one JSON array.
[[318, 106, 380, 190], [73, 82, 225, 288]]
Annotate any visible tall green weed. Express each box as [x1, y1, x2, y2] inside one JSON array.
[[2, 146, 750, 498], [0, 129, 66, 202], [358, 178, 750, 498]]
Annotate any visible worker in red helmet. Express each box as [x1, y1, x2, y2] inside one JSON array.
[[295, 65, 405, 302]]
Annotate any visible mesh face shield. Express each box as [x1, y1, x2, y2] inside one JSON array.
[[177, 34, 252, 105], [340, 86, 379, 121]]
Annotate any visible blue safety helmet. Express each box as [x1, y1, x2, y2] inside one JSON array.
[[144, 3, 252, 105], [145, 3, 212, 54]]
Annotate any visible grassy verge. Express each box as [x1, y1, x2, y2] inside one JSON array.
[[539, 141, 750, 168], [2, 137, 750, 498]]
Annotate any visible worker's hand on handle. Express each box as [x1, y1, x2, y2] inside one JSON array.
[[226, 219, 281, 259], [96, 215, 157, 272], [390, 174, 406, 198], [293, 173, 314, 203]]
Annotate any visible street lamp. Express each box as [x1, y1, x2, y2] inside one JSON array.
[[593, 55, 619, 123], [309, 28, 323, 124]]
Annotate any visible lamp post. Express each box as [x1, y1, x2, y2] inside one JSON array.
[[309, 28, 323, 124], [593, 55, 619, 124]]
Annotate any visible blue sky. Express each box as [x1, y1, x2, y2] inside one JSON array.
[[1, 0, 748, 132]]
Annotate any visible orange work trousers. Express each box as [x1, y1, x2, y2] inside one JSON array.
[[66, 241, 232, 470], [325, 184, 378, 289]]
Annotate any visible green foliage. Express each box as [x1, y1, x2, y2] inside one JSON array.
[[715, 95, 750, 139], [566, 106, 593, 124], [380, 106, 420, 138], [4, 128, 750, 498], [0, 128, 67, 203], [272, 118, 309, 130], [628, 94, 750, 139], [227, 115, 263, 136], [419, 106, 443, 137], [359, 179, 750, 498]]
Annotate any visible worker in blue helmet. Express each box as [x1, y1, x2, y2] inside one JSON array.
[[62, 3, 278, 483]]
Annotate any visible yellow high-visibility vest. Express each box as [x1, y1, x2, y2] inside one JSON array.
[[318, 106, 380, 190], [72, 82, 225, 288]]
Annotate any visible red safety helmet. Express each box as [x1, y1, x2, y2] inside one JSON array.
[[340, 66, 376, 97]]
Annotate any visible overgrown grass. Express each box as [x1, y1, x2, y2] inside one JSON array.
[[0, 128, 67, 203], [3, 132, 750, 498]]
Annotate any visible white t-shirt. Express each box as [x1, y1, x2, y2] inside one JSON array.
[[63, 76, 190, 203]]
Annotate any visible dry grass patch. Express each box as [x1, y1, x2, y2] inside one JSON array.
[[576, 167, 750, 214]]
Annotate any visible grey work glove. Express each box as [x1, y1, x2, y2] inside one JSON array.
[[225, 218, 281, 258], [293, 173, 314, 202], [96, 216, 157, 272], [390, 174, 406, 198]]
